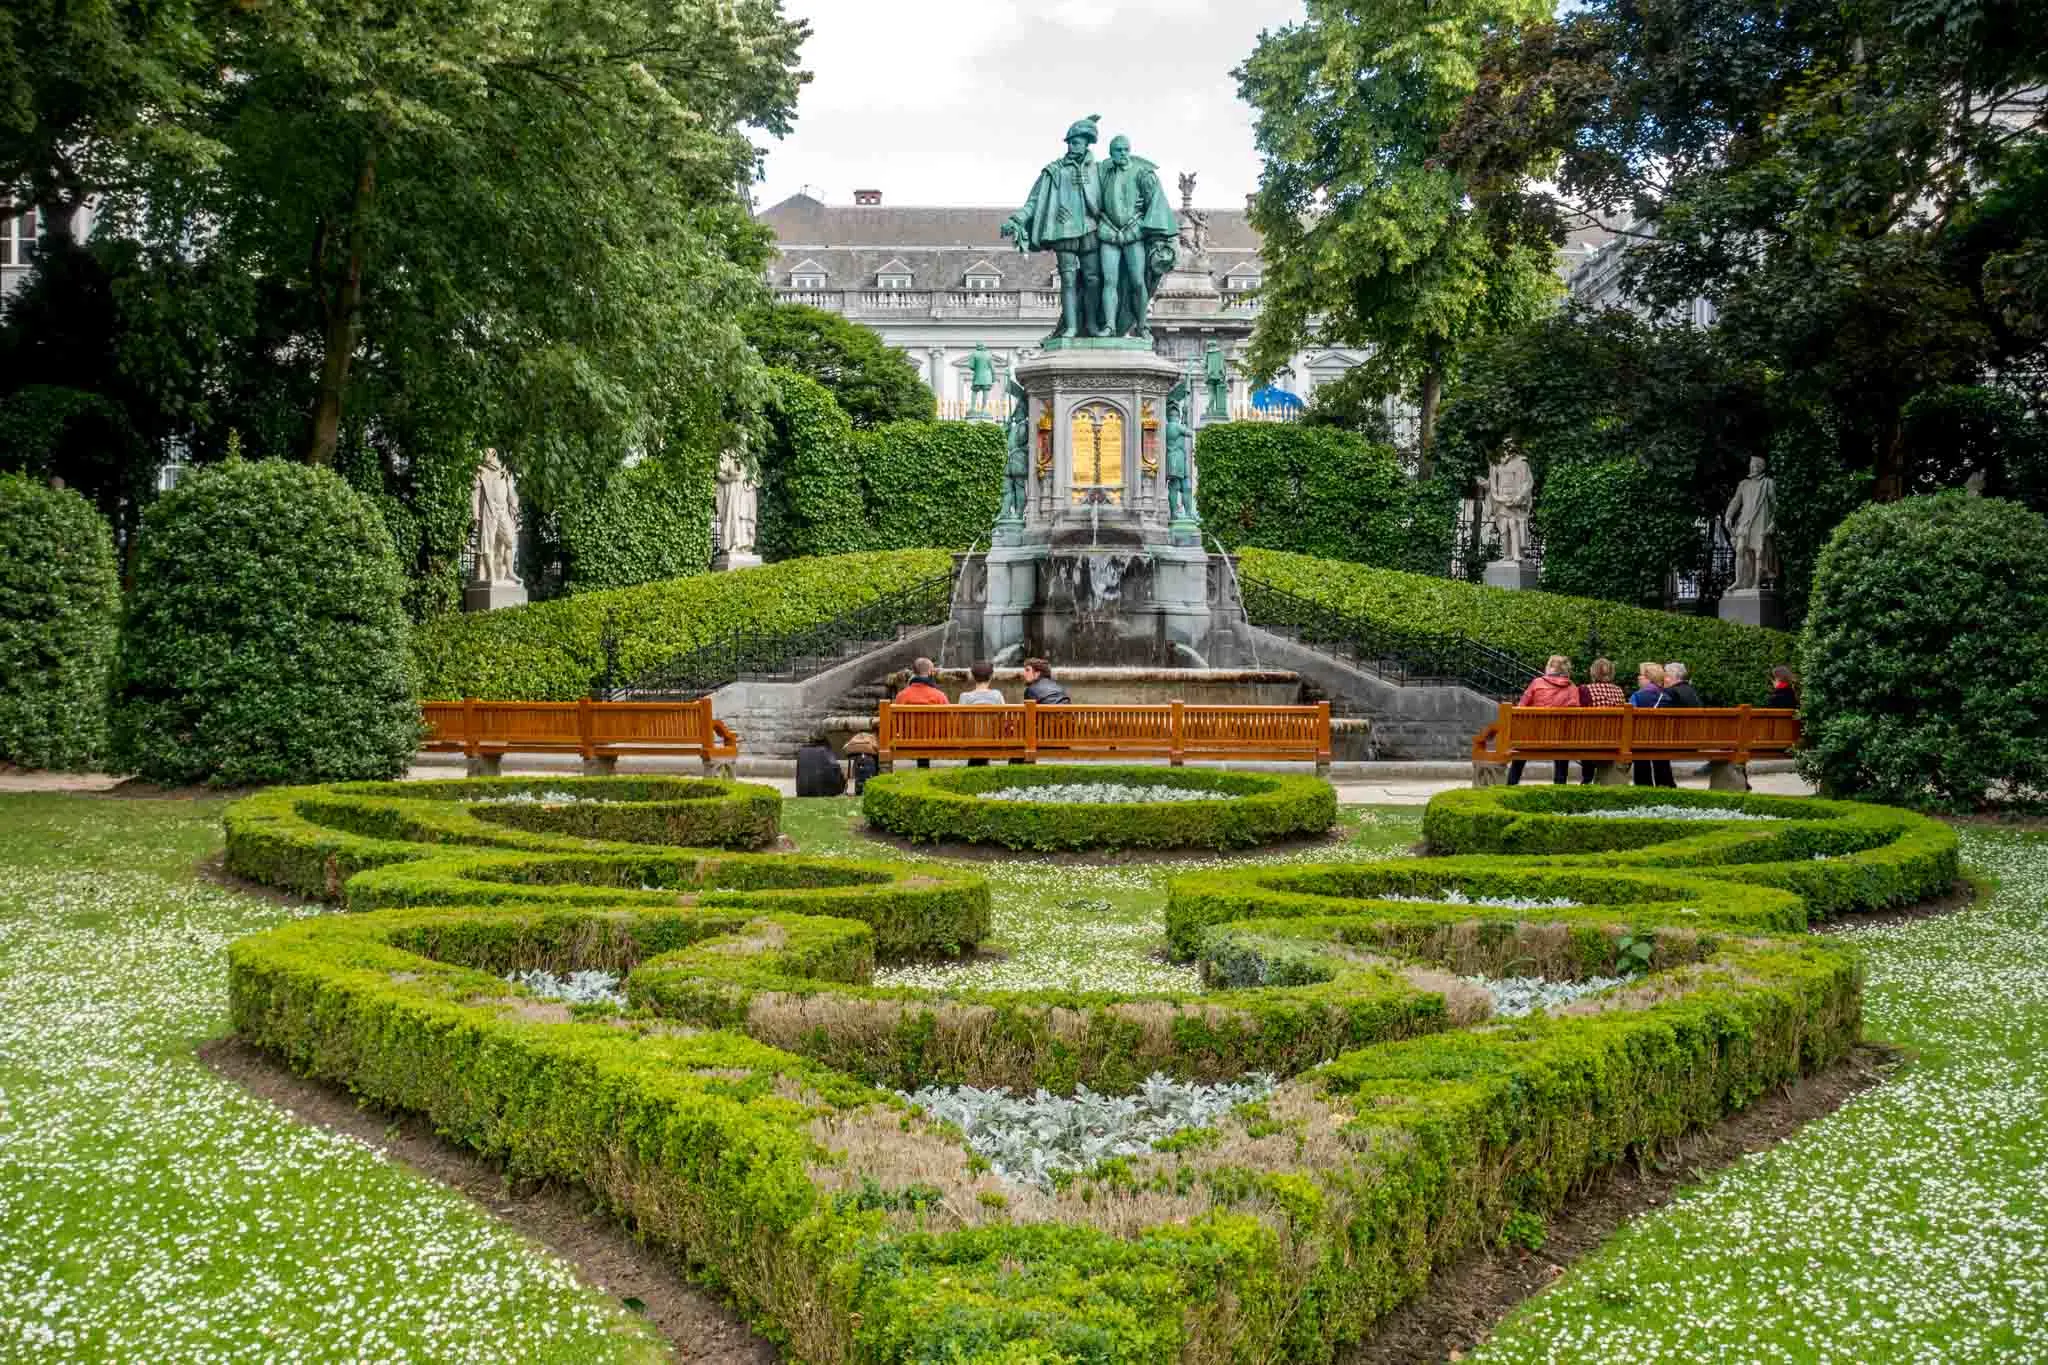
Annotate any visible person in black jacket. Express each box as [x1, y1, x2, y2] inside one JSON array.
[[1021, 657, 1071, 704], [1663, 661, 1704, 709], [1759, 665, 1799, 710]]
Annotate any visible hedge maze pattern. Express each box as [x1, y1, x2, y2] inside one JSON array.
[[225, 781, 1956, 1362]]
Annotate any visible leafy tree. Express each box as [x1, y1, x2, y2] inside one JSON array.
[[110, 459, 418, 786], [1235, 0, 1560, 472], [1298, 369, 1395, 444], [742, 302, 935, 429], [1447, 0, 2048, 499]]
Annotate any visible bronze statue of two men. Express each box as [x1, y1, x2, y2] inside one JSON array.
[[1001, 115, 1179, 343]]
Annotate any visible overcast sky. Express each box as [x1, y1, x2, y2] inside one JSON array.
[[752, 0, 1308, 211]]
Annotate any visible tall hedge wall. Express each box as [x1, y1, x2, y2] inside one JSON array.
[[411, 548, 954, 700], [556, 448, 718, 594], [758, 369, 1004, 559], [1239, 548, 1795, 705], [1536, 459, 1702, 607], [856, 420, 1004, 550], [0, 474, 121, 770], [1196, 422, 1408, 563]]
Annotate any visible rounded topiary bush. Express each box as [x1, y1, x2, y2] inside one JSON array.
[[1798, 492, 2048, 806], [111, 459, 419, 786], [0, 474, 121, 770]]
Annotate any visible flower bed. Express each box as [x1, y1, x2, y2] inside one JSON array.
[[223, 784, 1956, 1361], [862, 764, 1338, 851]]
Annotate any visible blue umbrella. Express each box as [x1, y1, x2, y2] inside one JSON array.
[[1250, 386, 1305, 412]]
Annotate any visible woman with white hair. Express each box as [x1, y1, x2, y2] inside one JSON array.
[[1663, 662, 1704, 709]]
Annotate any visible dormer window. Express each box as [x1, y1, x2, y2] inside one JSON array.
[[962, 259, 1003, 291], [1224, 269, 1262, 293], [878, 273, 912, 290], [787, 259, 828, 291]]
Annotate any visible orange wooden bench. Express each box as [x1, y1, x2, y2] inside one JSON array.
[[422, 698, 741, 776], [1470, 705, 1800, 789], [877, 701, 1333, 771]]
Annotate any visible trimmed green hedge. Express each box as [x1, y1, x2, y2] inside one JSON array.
[[1240, 547, 1796, 706], [0, 474, 120, 770], [1797, 492, 2048, 807], [409, 548, 952, 700], [1196, 422, 1408, 564], [862, 765, 1337, 851], [758, 368, 867, 561], [222, 784, 1957, 1359], [110, 459, 419, 786], [555, 447, 718, 594], [855, 421, 1004, 551]]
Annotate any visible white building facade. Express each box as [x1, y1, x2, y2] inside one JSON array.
[[755, 188, 1369, 421]]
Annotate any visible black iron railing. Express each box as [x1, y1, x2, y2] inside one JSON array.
[[1239, 575, 1544, 700], [596, 569, 957, 701]]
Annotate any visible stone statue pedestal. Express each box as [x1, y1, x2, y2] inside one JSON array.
[[1718, 588, 1783, 628], [962, 343, 1227, 666], [712, 550, 763, 573], [464, 581, 529, 613], [1484, 559, 1540, 591]]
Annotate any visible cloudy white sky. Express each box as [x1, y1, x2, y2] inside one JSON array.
[[752, 0, 1308, 211]]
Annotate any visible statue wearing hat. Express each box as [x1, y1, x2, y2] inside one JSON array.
[[1095, 134, 1179, 338], [1002, 114, 1106, 341]]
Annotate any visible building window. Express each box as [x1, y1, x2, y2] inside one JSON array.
[[791, 273, 825, 290], [0, 207, 37, 267], [965, 274, 1001, 291], [878, 274, 912, 290]]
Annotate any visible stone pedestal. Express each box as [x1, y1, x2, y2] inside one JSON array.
[[1483, 560, 1540, 591], [712, 551, 763, 573], [463, 581, 529, 613], [1707, 761, 1751, 792], [1718, 588, 1784, 628]]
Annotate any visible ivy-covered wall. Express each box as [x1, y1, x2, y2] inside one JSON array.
[[556, 447, 717, 594], [1535, 459, 1702, 606], [1195, 422, 1408, 564], [758, 368, 866, 561]]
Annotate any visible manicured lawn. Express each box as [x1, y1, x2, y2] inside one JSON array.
[[0, 794, 662, 1362], [1471, 826, 2048, 1363], [2, 790, 2042, 1360]]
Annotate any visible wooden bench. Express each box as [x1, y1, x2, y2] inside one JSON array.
[[422, 698, 741, 777], [1470, 704, 1800, 789], [877, 701, 1333, 771]]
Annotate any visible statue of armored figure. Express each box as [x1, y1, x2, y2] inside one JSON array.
[[1002, 115, 1178, 343], [1165, 385, 1197, 525], [1485, 444, 1536, 565], [1724, 455, 1779, 590], [999, 377, 1031, 525]]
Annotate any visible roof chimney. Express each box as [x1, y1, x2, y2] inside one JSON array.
[[854, 189, 882, 206]]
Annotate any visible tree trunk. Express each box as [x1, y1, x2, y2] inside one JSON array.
[[1872, 411, 1908, 502], [1416, 367, 1443, 480], [307, 151, 377, 467]]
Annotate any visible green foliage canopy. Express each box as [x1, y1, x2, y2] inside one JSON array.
[[1798, 493, 2048, 807], [1196, 423, 1408, 565], [111, 459, 418, 785], [1236, 0, 1560, 465], [0, 474, 121, 770], [741, 302, 936, 429]]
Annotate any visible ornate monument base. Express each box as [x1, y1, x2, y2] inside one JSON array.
[[966, 343, 1229, 666], [1484, 559, 1540, 591], [463, 581, 529, 613], [1718, 588, 1784, 628]]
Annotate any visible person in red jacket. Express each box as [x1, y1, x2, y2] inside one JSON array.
[[1509, 655, 1580, 786], [893, 657, 949, 767]]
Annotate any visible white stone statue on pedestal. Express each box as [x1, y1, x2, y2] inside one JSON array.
[[1485, 447, 1535, 564], [1724, 455, 1779, 590], [713, 450, 761, 571], [464, 450, 528, 611]]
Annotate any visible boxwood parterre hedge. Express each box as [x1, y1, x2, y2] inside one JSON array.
[[226, 784, 1956, 1361], [860, 764, 1339, 852]]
